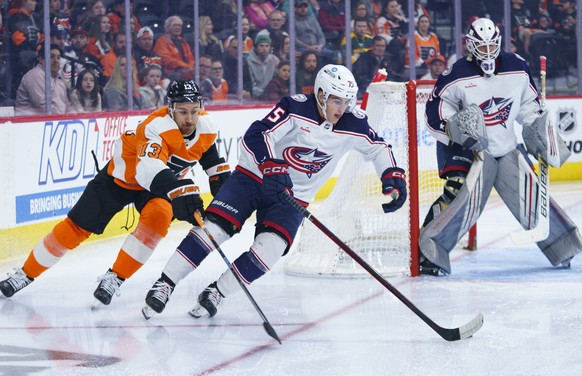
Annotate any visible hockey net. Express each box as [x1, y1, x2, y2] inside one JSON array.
[[285, 80, 444, 278]]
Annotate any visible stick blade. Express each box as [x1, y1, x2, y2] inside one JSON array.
[[263, 322, 282, 344], [438, 312, 484, 341], [458, 312, 484, 340]]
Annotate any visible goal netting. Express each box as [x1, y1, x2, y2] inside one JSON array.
[[285, 80, 442, 278]]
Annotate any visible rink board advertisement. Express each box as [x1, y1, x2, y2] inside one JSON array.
[[0, 97, 581, 251]]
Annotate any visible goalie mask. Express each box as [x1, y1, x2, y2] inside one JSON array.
[[167, 80, 202, 117], [314, 64, 358, 120], [466, 18, 501, 76]]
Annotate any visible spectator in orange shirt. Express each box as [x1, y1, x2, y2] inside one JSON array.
[[86, 14, 112, 60], [154, 15, 195, 81], [200, 59, 229, 105], [107, 0, 141, 35], [101, 32, 133, 79]]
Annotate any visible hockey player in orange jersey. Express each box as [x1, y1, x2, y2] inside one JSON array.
[[0, 81, 231, 307]]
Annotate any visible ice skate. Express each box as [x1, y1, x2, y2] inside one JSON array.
[[92, 269, 124, 309], [142, 278, 174, 320], [188, 282, 224, 318], [419, 257, 446, 277], [0, 268, 34, 297]]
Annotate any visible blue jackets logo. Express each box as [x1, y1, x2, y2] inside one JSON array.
[[283, 147, 332, 177]]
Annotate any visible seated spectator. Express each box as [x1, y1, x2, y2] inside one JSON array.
[[375, 0, 407, 74], [86, 14, 112, 61], [512, 0, 548, 56], [277, 0, 320, 19], [153, 15, 195, 81], [552, 0, 577, 63], [222, 36, 252, 99], [138, 65, 165, 109], [133, 26, 161, 83], [317, 0, 346, 48], [103, 55, 140, 111], [294, 0, 332, 63], [198, 54, 213, 84], [420, 54, 447, 80], [207, 0, 237, 40], [244, 0, 275, 30], [200, 59, 229, 105], [351, 2, 375, 34], [62, 26, 103, 89], [8, 0, 43, 99], [69, 69, 102, 113], [107, 0, 141, 35], [264, 60, 290, 101], [15, 44, 73, 115], [100, 32, 130, 80], [274, 34, 295, 62], [76, 0, 106, 30], [409, 0, 430, 25], [50, 23, 68, 52], [256, 10, 288, 57], [247, 34, 280, 99], [352, 35, 393, 98], [341, 16, 373, 64], [296, 51, 318, 94], [198, 16, 223, 61], [406, 14, 440, 68]]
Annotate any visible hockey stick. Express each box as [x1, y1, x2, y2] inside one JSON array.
[[510, 56, 556, 244], [282, 192, 483, 341], [193, 211, 282, 345]]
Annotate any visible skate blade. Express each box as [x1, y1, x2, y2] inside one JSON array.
[[91, 299, 103, 310], [142, 305, 156, 320]]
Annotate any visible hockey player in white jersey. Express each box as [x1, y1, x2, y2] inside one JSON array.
[[419, 17, 581, 276], [141, 64, 407, 319]]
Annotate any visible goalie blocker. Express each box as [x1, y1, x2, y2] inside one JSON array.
[[419, 147, 582, 274]]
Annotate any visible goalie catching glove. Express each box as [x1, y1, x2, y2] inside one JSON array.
[[259, 158, 293, 202], [381, 167, 407, 213], [446, 104, 489, 151], [167, 180, 204, 225]]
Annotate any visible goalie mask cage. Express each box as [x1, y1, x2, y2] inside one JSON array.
[[285, 80, 444, 278]]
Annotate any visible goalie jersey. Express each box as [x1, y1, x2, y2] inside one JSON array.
[[425, 52, 542, 158], [237, 93, 398, 204]]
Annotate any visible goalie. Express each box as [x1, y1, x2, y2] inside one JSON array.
[[419, 17, 582, 276]]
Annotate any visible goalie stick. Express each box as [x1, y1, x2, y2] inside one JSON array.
[[510, 56, 558, 245], [193, 211, 282, 345], [282, 192, 484, 341]]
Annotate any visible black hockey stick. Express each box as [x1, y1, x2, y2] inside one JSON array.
[[193, 212, 282, 344], [282, 192, 483, 341]]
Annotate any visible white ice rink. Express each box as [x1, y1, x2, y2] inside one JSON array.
[[1, 182, 582, 376]]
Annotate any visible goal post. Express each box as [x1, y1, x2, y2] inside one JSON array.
[[286, 80, 445, 278]]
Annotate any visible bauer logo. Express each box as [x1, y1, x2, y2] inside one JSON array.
[[557, 108, 576, 134], [38, 119, 100, 184]]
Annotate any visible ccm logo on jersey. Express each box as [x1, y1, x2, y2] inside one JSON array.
[[262, 166, 289, 175]]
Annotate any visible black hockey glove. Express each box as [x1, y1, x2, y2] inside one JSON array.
[[206, 158, 231, 196], [259, 158, 293, 202], [167, 179, 204, 225], [381, 167, 407, 213]]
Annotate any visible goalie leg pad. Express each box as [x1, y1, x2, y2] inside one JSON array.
[[419, 152, 497, 273], [216, 231, 287, 297], [494, 149, 582, 265]]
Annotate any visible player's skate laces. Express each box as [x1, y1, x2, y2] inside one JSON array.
[[93, 269, 125, 305], [0, 268, 34, 297], [145, 278, 175, 314], [188, 282, 224, 318]]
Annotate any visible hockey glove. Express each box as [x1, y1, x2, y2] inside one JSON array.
[[167, 179, 204, 225], [259, 158, 293, 202], [206, 158, 231, 196], [381, 167, 407, 213]]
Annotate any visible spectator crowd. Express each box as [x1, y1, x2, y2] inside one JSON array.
[[0, 0, 577, 115]]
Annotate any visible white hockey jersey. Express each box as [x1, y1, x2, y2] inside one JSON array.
[[236, 94, 398, 204], [425, 52, 541, 158]]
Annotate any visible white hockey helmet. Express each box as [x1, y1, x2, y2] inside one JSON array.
[[314, 64, 358, 117], [465, 18, 501, 75]]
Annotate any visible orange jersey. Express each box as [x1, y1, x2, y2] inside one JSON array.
[[107, 106, 219, 194], [406, 31, 440, 66]]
